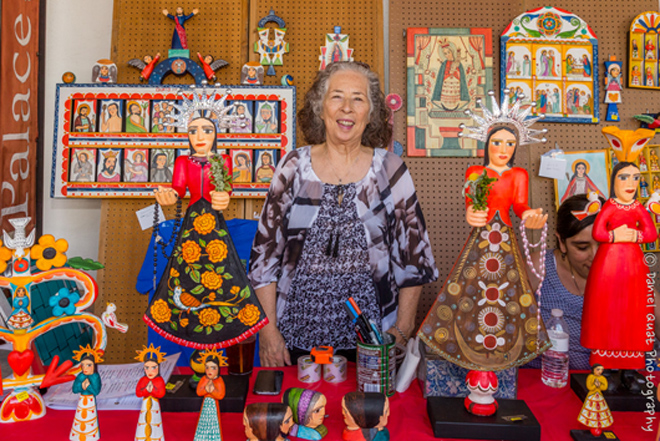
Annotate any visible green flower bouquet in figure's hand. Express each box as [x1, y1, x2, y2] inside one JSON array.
[[208, 153, 232, 192], [208, 153, 233, 211], [462, 170, 497, 211]]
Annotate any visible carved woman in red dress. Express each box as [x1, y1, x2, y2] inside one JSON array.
[[581, 127, 657, 369], [135, 344, 167, 441], [418, 90, 551, 415]]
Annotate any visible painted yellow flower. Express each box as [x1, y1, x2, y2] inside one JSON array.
[[180, 318, 189, 328], [206, 240, 228, 263], [0, 240, 12, 274], [181, 241, 201, 264], [193, 213, 216, 235], [30, 234, 68, 271], [237, 304, 260, 326], [170, 268, 180, 277], [151, 300, 172, 323], [199, 308, 221, 327], [208, 292, 217, 301], [230, 286, 240, 295], [201, 271, 222, 290]]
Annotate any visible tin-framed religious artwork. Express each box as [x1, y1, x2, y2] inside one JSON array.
[[501, 6, 599, 123], [553, 149, 610, 210], [629, 11, 660, 90], [406, 27, 493, 157], [51, 84, 295, 198], [319, 26, 355, 70]]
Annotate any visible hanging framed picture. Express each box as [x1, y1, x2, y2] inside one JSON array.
[[629, 11, 660, 90], [51, 84, 296, 198], [553, 149, 610, 210], [406, 27, 493, 157], [501, 6, 599, 123]]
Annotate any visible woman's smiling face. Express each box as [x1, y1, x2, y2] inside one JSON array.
[[321, 70, 370, 147]]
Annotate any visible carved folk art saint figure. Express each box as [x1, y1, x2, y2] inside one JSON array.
[[418, 90, 550, 416], [145, 89, 267, 350], [581, 127, 657, 369]]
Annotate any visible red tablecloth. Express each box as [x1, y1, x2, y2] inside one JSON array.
[[1, 366, 654, 440]]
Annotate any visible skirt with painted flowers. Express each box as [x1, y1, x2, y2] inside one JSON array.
[[144, 198, 267, 349], [418, 213, 551, 371]]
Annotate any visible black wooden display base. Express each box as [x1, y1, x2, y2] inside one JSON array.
[[427, 397, 540, 440], [570, 373, 655, 412], [160, 374, 249, 413], [570, 429, 620, 441]]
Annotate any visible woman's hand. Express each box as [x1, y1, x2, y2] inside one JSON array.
[[146, 381, 153, 392], [612, 224, 638, 243], [205, 380, 215, 393], [210, 191, 230, 211], [258, 326, 291, 367], [154, 186, 178, 206], [522, 208, 548, 230], [466, 205, 488, 227], [82, 379, 90, 390]]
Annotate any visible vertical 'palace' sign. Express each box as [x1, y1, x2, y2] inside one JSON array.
[[0, 0, 39, 232]]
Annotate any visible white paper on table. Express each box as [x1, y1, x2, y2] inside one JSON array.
[[136, 204, 166, 231], [44, 353, 180, 411]]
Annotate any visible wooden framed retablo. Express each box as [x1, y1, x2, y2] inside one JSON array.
[[501, 6, 599, 124], [406, 27, 493, 157], [51, 84, 295, 198], [629, 11, 660, 90]]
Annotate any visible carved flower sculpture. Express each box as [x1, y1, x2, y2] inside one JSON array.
[[49, 287, 80, 316], [30, 235, 68, 271]]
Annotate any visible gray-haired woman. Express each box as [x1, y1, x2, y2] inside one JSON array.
[[249, 61, 438, 366]]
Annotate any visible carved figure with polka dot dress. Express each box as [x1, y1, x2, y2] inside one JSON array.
[[418, 90, 552, 416]]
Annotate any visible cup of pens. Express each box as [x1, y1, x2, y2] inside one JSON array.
[[344, 297, 397, 397], [356, 333, 397, 397]]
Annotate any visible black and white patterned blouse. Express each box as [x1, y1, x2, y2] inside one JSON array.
[[248, 146, 438, 342], [278, 183, 380, 350]]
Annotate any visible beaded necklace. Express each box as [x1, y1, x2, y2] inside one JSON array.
[[519, 219, 548, 352]]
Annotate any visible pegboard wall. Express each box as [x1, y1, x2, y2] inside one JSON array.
[[111, 0, 249, 85], [250, 0, 384, 144], [389, 0, 660, 325]]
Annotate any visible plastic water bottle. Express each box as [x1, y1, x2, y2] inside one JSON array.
[[541, 308, 569, 388]]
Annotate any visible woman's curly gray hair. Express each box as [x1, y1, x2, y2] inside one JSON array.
[[298, 61, 392, 148]]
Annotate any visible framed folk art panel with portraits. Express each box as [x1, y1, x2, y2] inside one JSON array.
[[501, 6, 599, 124], [51, 84, 295, 198]]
